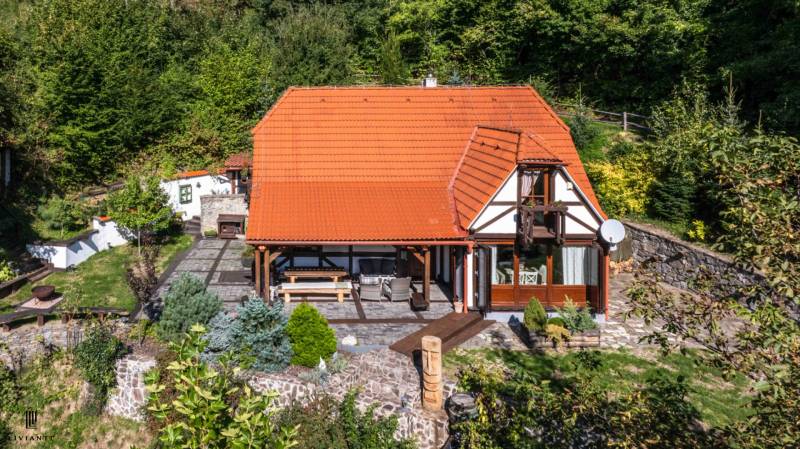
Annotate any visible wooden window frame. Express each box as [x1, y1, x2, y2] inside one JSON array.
[[179, 184, 192, 204]]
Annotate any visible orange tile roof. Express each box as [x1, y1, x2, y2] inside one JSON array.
[[451, 126, 563, 229], [247, 86, 604, 242], [250, 182, 464, 241], [174, 169, 210, 179], [224, 152, 252, 169]]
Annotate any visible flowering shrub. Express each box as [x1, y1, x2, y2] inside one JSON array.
[[585, 154, 654, 217]]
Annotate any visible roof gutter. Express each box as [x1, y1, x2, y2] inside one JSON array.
[[246, 239, 471, 246]]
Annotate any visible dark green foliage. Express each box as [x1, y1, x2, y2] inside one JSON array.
[[73, 324, 126, 410], [37, 195, 88, 237], [566, 113, 603, 160], [229, 299, 292, 372], [0, 418, 9, 449], [27, 0, 177, 188], [523, 297, 547, 332], [158, 273, 222, 342], [546, 316, 566, 328], [277, 390, 414, 449], [0, 364, 18, 412], [378, 32, 408, 85], [269, 3, 354, 97], [0, 28, 18, 146], [286, 303, 336, 367], [649, 171, 697, 223]]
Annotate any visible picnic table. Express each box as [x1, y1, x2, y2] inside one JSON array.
[[283, 267, 348, 283], [277, 281, 353, 303]]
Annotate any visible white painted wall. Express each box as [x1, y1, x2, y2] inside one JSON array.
[[469, 167, 603, 236], [160, 174, 231, 221], [470, 170, 518, 235], [273, 245, 397, 274], [26, 217, 128, 269], [552, 170, 602, 234]]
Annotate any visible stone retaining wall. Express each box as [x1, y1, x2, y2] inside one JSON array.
[[0, 321, 129, 370], [200, 194, 247, 233], [249, 349, 452, 449], [105, 354, 157, 421], [624, 220, 761, 291]]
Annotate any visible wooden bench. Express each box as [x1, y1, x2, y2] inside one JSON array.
[[283, 268, 348, 283], [277, 281, 353, 303]]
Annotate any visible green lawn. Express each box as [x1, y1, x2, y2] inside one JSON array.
[[444, 348, 753, 428], [0, 234, 193, 313]]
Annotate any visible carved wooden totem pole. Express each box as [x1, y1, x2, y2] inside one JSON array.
[[421, 335, 443, 411]]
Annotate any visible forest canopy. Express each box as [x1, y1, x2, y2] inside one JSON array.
[[0, 0, 797, 191]]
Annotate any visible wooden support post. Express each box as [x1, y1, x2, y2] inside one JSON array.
[[421, 335, 443, 411], [603, 247, 610, 320], [423, 246, 431, 304], [254, 245, 262, 299], [623, 111, 628, 132], [264, 246, 271, 300]]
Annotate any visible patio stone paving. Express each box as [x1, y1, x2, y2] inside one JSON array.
[[154, 236, 460, 347], [185, 248, 221, 259], [197, 239, 227, 249], [175, 258, 216, 272]]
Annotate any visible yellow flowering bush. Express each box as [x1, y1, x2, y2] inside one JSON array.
[[585, 154, 654, 217]]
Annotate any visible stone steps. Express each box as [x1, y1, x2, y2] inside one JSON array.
[[184, 216, 201, 236]]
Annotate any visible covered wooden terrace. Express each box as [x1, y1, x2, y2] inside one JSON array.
[[247, 240, 473, 310]]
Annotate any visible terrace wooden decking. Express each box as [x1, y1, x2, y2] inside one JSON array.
[[389, 312, 494, 357]]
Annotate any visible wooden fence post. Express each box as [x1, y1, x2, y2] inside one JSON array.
[[421, 335, 443, 411], [623, 112, 628, 132]]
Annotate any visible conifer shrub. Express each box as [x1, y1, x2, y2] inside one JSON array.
[[201, 311, 235, 363], [229, 299, 292, 372], [649, 171, 696, 223], [158, 273, 222, 342], [523, 297, 547, 333], [286, 303, 336, 367], [557, 297, 597, 333], [547, 316, 566, 328]]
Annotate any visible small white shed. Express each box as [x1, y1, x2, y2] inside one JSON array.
[[160, 170, 232, 221]]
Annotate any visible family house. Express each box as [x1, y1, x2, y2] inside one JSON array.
[[245, 86, 611, 316]]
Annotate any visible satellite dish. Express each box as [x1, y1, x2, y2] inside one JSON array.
[[599, 219, 626, 251]]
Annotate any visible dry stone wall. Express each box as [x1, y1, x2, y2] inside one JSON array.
[[200, 194, 247, 233], [249, 349, 454, 449], [624, 220, 762, 291], [0, 321, 129, 370]]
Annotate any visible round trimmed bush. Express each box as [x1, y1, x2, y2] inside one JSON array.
[[523, 297, 547, 332], [286, 303, 336, 367]]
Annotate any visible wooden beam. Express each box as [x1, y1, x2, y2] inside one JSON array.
[[269, 251, 282, 263], [254, 246, 262, 299], [423, 246, 431, 304], [264, 246, 271, 300]]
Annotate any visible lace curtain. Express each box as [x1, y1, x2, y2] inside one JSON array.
[[521, 171, 539, 197]]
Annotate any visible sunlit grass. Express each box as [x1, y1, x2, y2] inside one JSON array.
[[444, 348, 753, 428]]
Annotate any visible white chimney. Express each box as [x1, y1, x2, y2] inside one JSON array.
[[422, 72, 437, 88]]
